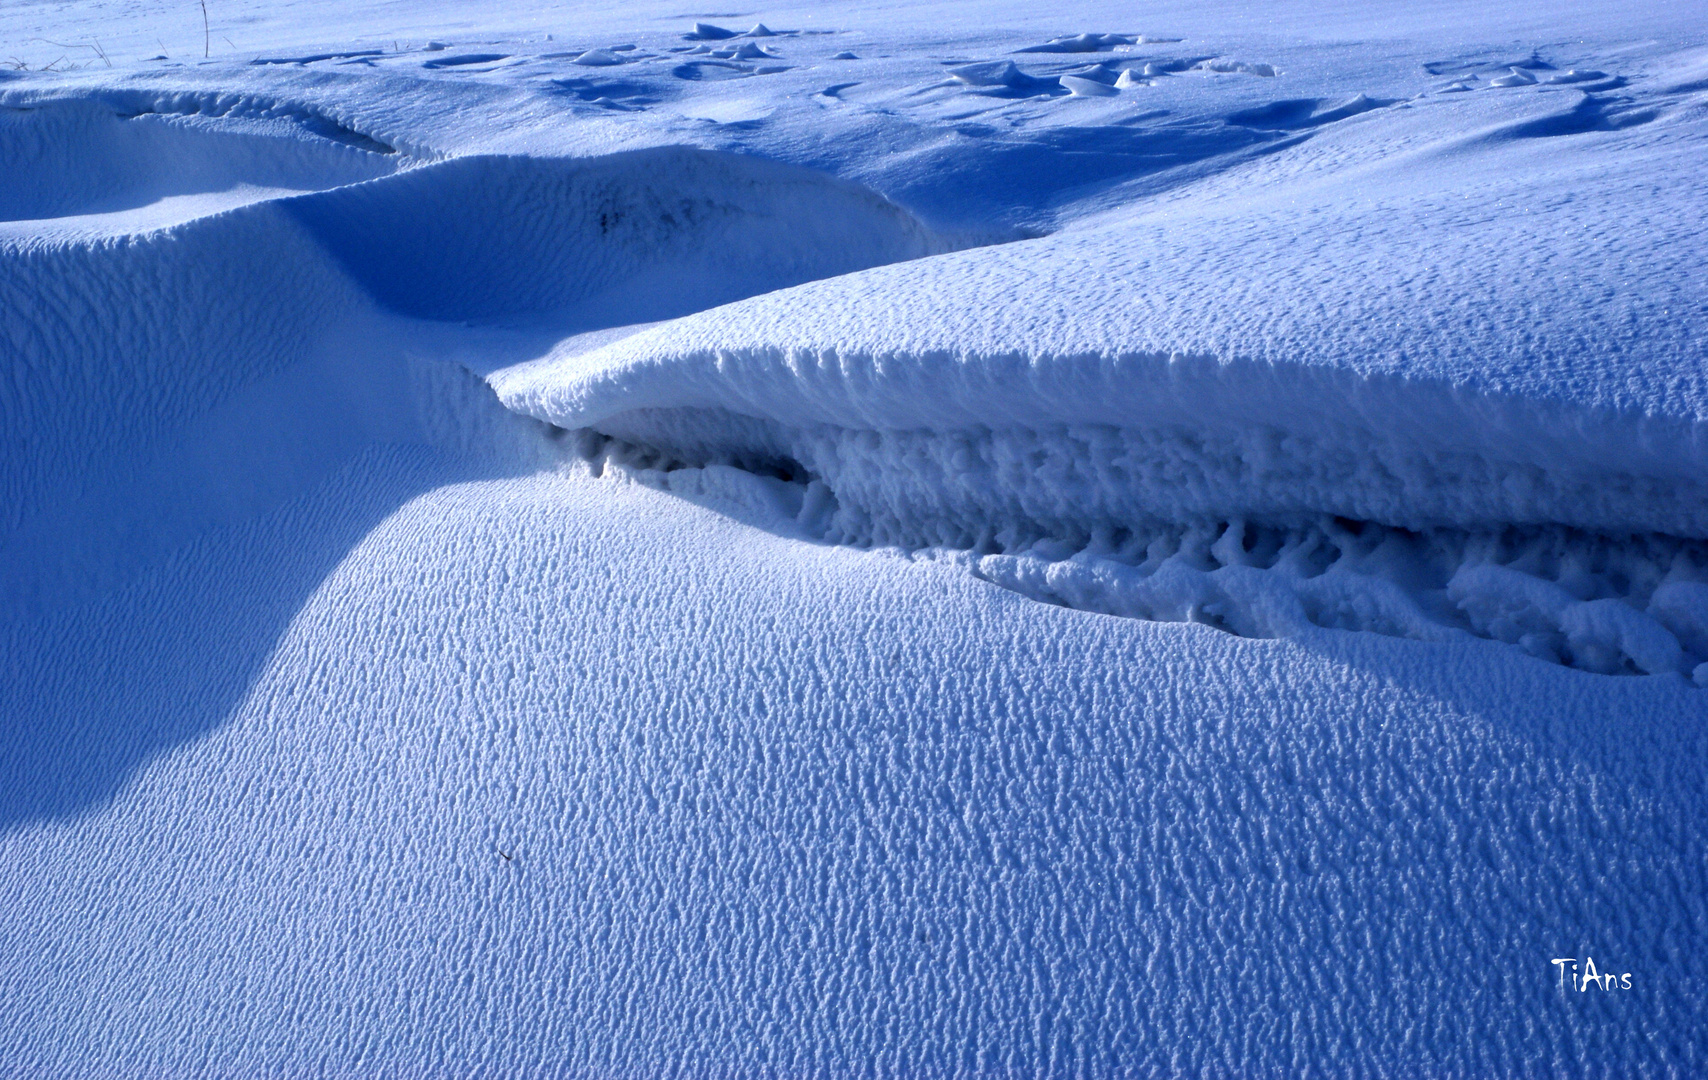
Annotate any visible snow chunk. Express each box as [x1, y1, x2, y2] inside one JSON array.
[[1649, 580, 1708, 657], [947, 60, 1028, 87], [571, 48, 624, 66], [971, 524, 1465, 646], [1488, 67, 1538, 87], [1059, 74, 1119, 97], [1197, 58, 1278, 76], [686, 22, 738, 40], [1449, 564, 1684, 674]]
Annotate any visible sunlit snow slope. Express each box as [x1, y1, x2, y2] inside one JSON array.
[[1, 0, 1705, 1075]]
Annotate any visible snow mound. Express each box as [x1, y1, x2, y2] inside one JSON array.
[[283, 147, 955, 322], [420, 52, 509, 69], [685, 22, 738, 41], [946, 60, 1032, 88], [571, 48, 625, 67], [1058, 74, 1120, 98]]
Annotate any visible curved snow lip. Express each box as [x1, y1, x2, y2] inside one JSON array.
[[499, 335, 1708, 541], [0, 91, 400, 232]]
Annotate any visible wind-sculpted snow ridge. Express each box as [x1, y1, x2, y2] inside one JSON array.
[[6, 3, 1708, 1075], [493, 56, 1708, 681], [504, 345, 1708, 681], [497, 200, 1708, 686], [501, 108, 1708, 542]]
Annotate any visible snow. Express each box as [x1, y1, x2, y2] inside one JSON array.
[[569, 48, 624, 67], [1, 0, 1705, 1073], [0, 94, 397, 237], [1057, 74, 1120, 98]]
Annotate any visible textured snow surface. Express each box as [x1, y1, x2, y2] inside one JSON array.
[[6, 441, 1707, 1077], [2, 0, 1707, 1074]]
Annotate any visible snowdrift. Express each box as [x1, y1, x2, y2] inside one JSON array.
[[0, 98, 953, 608], [497, 79, 1708, 679], [283, 146, 954, 322]]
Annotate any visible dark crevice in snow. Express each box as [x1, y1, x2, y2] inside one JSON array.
[[563, 428, 1708, 683]]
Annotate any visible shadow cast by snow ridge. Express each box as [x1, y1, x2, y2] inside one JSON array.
[[0, 448, 477, 831]]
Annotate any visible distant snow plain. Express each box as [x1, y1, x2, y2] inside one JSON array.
[[1, 0, 1705, 1075]]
